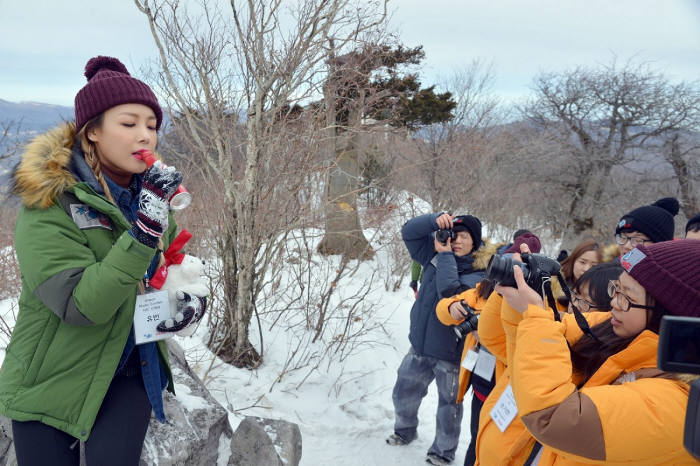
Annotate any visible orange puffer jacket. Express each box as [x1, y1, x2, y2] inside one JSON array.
[[474, 295, 609, 465], [511, 304, 697, 465], [436, 286, 506, 403]]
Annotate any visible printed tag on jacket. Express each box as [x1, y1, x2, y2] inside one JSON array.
[[462, 349, 479, 371], [490, 383, 518, 432], [69, 204, 113, 230], [473, 347, 496, 381], [134, 290, 174, 345]]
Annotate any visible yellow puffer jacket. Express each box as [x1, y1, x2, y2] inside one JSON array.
[[512, 304, 697, 465], [474, 295, 609, 465], [436, 285, 506, 403]]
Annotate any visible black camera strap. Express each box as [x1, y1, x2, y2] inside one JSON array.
[[542, 279, 562, 322], [554, 271, 601, 344]]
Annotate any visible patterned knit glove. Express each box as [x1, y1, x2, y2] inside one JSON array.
[[131, 161, 183, 248]]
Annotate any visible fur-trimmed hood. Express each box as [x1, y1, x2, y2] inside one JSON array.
[[11, 122, 162, 210], [473, 239, 503, 271], [11, 123, 80, 209]]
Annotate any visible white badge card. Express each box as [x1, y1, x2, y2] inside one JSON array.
[[490, 383, 518, 432], [462, 349, 479, 372], [134, 290, 174, 344], [473, 347, 496, 381]]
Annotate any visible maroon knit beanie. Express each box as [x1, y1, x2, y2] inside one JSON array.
[[74, 56, 162, 132], [503, 232, 542, 254], [620, 239, 700, 317]]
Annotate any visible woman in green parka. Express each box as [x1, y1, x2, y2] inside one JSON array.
[[0, 56, 191, 465]]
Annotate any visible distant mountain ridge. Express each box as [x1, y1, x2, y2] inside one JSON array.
[[0, 99, 74, 134]]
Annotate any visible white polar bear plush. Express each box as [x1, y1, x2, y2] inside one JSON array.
[[156, 254, 208, 337]]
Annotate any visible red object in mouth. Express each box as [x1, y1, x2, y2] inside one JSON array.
[[134, 149, 157, 167]]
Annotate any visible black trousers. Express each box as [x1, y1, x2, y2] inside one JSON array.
[[12, 372, 152, 466], [464, 390, 484, 466]]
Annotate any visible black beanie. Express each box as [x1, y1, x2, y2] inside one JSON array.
[[615, 197, 680, 243], [686, 212, 700, 234], [453, 215, 482, 252]]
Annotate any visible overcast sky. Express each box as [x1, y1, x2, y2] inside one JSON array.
[[1, 0, 699, 107]]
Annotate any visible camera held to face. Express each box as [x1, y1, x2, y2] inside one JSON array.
[[486, 253, 561, 292], [436, 229, 456, 245], [453, 300, 479, 339]]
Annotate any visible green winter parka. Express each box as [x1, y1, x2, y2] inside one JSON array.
[[0, 123, 175, 441]]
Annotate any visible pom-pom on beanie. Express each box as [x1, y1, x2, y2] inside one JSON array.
[[615, 197, 680, 243], [620, 239, 700, 317], [74, 56, 162, 132]]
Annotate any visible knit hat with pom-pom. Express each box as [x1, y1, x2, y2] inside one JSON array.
[[74, 56, 162, 132], [615, 197, 680, 243], [620, 239, 700, 317]]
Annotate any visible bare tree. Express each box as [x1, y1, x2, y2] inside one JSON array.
[[135, 0, 389, 368], [518, 58, 700, 246], [405, 60, 500, 212]]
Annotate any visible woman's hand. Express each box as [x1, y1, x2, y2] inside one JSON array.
[[494, 265, 545, 313], [449, 300, 468, 320]]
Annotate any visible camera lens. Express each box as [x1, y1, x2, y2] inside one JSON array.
[[486, 255, 529, 287], [436, 229, 453, 244]]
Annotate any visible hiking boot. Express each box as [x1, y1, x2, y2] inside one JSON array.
[[385, 433, 410, 446], [426, 452, 452, 465]]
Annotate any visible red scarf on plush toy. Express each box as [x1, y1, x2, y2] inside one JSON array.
[[149, 229, 192, 289]]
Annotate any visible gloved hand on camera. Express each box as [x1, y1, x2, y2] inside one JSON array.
[[131, 161, 183, 248]]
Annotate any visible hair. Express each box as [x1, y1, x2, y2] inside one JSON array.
[[77, 114, 164, 292], [476, 278, 496, 300], [687, 221, 700, 233], [78, 114, 116, 206], [512, 229, 530, 241], [570, 287, 667, 385], [560, 239, 602, 284], [574, 262, 624, 311]]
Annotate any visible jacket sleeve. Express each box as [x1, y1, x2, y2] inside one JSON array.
[[511, 305, 691, 464], [477, 291, 507, 365], [436, 288, 476, 326], [15, 205, 155, 326], [434, 252, 462, 298], [401, 213, 440, 267]]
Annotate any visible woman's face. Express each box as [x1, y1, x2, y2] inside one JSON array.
[[573, 250, 599, 281], [88, 103, 157, 185], [609, 271, 649, 338], [452, 231, 474, 257]]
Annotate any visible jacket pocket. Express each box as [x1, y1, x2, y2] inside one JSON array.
[[21, 316, 59, 387]]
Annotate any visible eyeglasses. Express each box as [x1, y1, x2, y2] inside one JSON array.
[[615, 234, 653, 247], [607, 280, 655, 312], [571, 293, 604, 312]]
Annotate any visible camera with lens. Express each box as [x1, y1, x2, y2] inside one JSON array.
[[486, 254, 561, 290], [453, 300, 479, 339], [436, 229, 456, 245], [486, 253, 561, 292]]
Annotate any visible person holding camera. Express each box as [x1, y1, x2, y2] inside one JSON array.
[[435, 231, 542, 466], [387, 212, 496, 465], [494, 239, 700, 465], [473, 242, 616, 465]]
